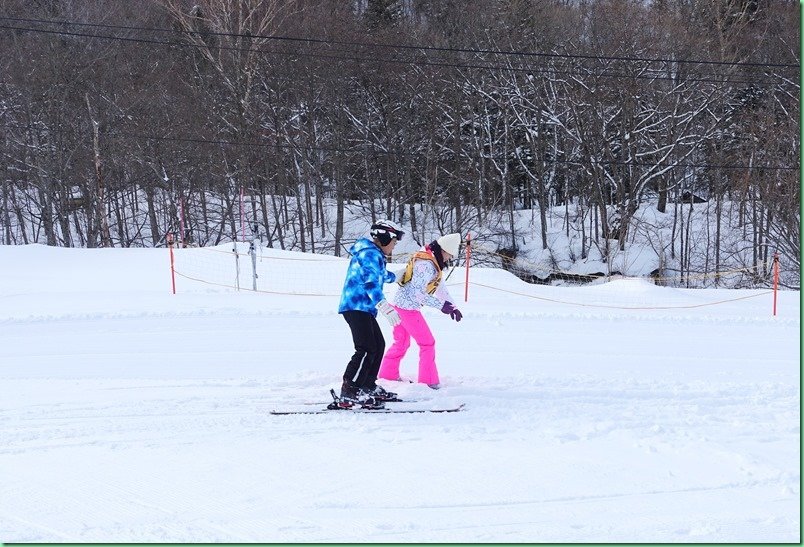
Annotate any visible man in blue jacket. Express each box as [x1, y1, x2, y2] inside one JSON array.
[[337, 219, 405, 408]]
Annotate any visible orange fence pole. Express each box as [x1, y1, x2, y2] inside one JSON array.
[[772, 252, 779, 316], [167, 232, 177, 295], [464, 233, 472, 302]]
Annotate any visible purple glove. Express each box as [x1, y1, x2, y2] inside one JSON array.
[[440, 301, 463, 322]]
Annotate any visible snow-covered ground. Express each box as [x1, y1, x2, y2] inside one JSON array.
[[0, 243, 799, 543]]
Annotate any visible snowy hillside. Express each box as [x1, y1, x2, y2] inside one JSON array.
[[0, 244, 799, 542]]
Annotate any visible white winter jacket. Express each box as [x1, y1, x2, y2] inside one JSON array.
[[393, 257, 454, 310]]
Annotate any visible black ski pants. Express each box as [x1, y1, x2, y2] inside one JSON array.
[[342, 310, 386, 392]]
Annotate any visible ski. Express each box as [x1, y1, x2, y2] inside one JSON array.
[[301, 397, 422, 405], [270, 404, 465, 415], [299, 388, 421, 405]]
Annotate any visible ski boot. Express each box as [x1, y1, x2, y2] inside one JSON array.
[[326, 388, 386, 410], [367, 384, 401, 402]]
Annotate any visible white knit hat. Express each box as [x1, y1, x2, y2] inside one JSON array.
[[436, 233, 461, 257]]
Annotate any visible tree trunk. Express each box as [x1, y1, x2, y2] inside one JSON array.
[[86, 94, 111, 247], [271, 193, 286, 250], [712, 179, 724, 286], [2, 181, 12, 244], [657, 175, 668, 214], [258, 181, 274, 248]]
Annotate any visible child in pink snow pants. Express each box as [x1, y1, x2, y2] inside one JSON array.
[[381, 307, 439, 385], [378, 233, 464, 389]]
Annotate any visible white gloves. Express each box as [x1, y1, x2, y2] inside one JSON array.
[[376, 300, 402, 327]]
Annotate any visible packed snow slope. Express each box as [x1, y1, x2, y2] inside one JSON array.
[[0, 244, 799, 543]]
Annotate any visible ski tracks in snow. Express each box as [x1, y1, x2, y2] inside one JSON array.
[[0, 373, 798, 542]]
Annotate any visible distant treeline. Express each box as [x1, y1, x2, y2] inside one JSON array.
[[0, 0, 799, 279]]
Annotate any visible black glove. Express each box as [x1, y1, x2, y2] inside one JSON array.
[[440, 301, 463, 322]]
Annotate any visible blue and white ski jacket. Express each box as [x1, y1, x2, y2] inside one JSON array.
[[338, 238, 396, 316]]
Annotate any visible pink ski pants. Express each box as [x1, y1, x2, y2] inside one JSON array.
[[378, 306, 439, 385]]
